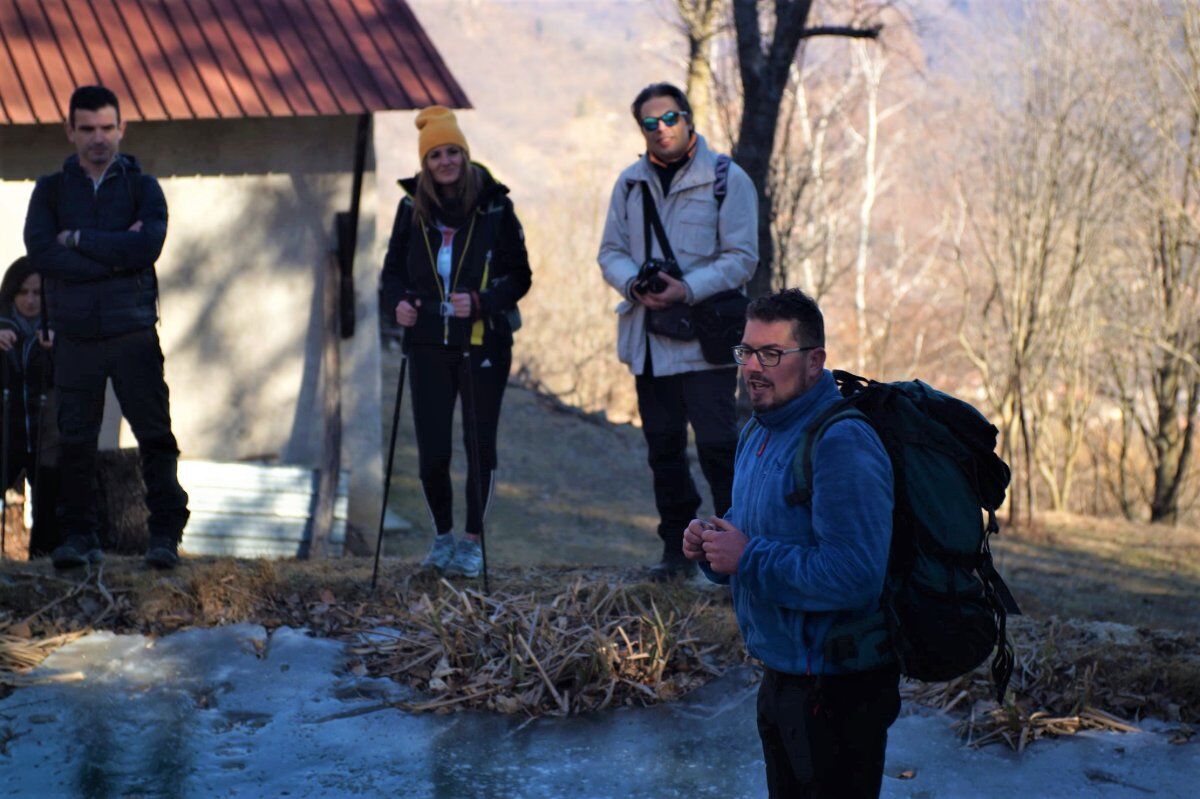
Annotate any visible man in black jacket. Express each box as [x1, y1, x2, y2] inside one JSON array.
[[23, 85, 189, 570]]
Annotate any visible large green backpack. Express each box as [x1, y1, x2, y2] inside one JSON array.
[[782, 370, 1021, 701]]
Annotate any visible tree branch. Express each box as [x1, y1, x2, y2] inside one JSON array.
[[801, 24, 883, 40]]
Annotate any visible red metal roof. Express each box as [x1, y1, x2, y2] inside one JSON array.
[[0, 0, 470, 125]]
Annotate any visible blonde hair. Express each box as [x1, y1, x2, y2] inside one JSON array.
[[413, 158, 481, 225]]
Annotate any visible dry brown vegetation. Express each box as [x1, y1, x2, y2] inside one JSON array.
[[1, 555, 1197, 751]]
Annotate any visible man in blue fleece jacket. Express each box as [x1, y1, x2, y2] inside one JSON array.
[[683, 289, 898, 798]]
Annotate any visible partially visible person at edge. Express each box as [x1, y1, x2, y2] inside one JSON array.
[[380, 106, 531, 579], [683, 289, 898, 798], [0, 258, 60, 557], [23, 85, 190, 570], [597, 82, 757, 582]]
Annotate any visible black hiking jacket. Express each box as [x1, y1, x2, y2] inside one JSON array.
[[23, 153, 166, 339], [380, 165, 530, 351]]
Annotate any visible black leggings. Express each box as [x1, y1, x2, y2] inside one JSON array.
[[407, 344, 511, 535]]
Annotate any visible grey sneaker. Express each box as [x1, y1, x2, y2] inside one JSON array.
[[51, 537, 103, 570], [421, 534, 457, 572], [444, 538, 483, 578]]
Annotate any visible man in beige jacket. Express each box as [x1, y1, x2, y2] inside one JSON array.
[[598, 82, 758, 581]]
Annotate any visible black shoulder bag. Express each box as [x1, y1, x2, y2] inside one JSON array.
[[639, 183, 696, 341], [639, 183, 750, 364]]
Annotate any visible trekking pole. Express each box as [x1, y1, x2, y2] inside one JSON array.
[[371, 329, 407, 592], [458, 334, 490, 594], [30, 296, 52, 554], [1, 360, 9, 558]]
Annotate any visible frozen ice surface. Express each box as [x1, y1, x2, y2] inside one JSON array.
[[0, 626, 1195, 798]]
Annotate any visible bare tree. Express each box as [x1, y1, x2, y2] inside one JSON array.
[[953, 2, 1124, 524], [770, 55, 862, 301], [1101, 0, 1200, 524], [675, 0, 727, 132], [731, 0, 882, 297]]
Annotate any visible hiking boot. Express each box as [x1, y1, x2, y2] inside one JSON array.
[[648, 554, 697, 583], [421, 533, 457, 572], [144, 537, 180, 570], [444, 538, 483, 578], [51, 537, 103, 570]]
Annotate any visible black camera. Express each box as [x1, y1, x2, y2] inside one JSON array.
[[634, 258, 681, 296]]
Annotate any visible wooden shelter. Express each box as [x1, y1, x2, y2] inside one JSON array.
[[0, 0, 469, 555]]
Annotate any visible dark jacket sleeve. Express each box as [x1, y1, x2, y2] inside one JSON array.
[[380, 198, 415, 316], [75, 175, 168, 272], [23, 177, 113, 283], [478, 199, 531, 314]]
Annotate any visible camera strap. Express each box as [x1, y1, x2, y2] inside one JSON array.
[[640, 182, 677, 264]]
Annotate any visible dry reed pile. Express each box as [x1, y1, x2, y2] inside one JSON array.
[[349, 577, 733, 716], [2, 562, 1197, 751], [903, 616, 1199, 749]]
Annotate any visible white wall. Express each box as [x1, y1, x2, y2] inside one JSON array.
[[0, 117, 383, 551]]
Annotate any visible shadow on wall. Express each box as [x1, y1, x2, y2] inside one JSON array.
[[156, 172, 349, 465]]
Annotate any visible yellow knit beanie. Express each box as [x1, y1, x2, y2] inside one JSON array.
[[416, 106, 469, 163]]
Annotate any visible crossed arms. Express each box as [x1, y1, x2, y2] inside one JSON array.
[[23, 175, 167, 283]]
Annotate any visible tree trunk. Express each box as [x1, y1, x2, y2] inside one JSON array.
[[678, 1, 723, 134], [733, 0, 815, 298], [1149, 373, 1199, 524], [687, 33, 716, 133], [731, 1, 881, 298]]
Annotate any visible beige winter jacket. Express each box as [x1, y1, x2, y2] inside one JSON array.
[[598, 135, 758, 376]]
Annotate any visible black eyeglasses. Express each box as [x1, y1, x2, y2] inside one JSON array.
[[640, 110, 689, 132], [731, 344, 820, 367]]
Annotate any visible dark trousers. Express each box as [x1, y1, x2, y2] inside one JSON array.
[[635, 363, 738, 550], [2, 456, 59, 557], [757, 666, 901, 799], [55, 329, 189, 546], [408, 344, 511, 535], [28, 465, 60, 557]]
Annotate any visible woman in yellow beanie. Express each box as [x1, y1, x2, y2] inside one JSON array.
[[380, 106, 531, 578]]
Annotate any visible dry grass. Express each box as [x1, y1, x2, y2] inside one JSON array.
[[351, 577, 738, 716], [2, 555, 1198, 751], [991, 511, 1200, 633], [905, 616, 1200, 749]]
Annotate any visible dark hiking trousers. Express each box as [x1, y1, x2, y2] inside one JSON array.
[[55, 329, 189, 547], [635, 361, 738, 553], [757, 666, 901, 799], [3, 456, 59, 557], [28, 466, 60, 557], [407, 343, 511, 536]]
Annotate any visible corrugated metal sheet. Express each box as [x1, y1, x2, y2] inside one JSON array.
[[178, 460, 349, 559], [0, 0, 469, 125]]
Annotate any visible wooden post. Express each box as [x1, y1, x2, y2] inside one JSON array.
[[0, 490, 28, 560], [309, 252, 342, 558]]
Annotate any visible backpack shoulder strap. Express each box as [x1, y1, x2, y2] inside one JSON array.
[[786, 404, 869, 507], [713, 154, 731, 207]]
